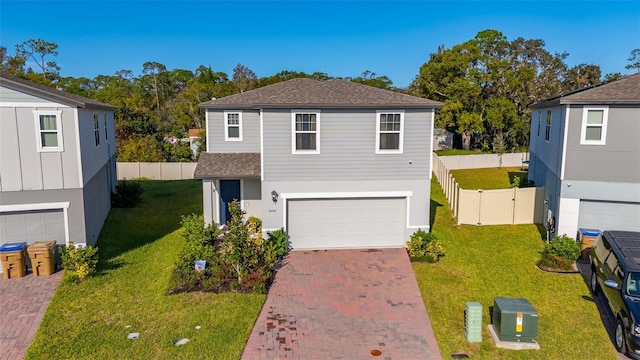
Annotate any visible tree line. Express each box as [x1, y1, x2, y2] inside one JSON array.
[[2, 31, 638, 160]]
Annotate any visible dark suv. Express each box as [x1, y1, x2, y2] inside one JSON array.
[[590, 230, 640, 359]]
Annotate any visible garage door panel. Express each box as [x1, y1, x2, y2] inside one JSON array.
[[288, 198, 406, 249], [579, 200, 640, 232], [0, 209, 65, 245]]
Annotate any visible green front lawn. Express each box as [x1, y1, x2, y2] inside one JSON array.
[[450, 166, 529, 189], [415, 177, 616, 359], [26, 180, 265, 359]]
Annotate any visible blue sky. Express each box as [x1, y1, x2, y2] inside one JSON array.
[[1, 1, 639, 87]]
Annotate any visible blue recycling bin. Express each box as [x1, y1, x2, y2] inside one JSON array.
[[0, 242, 27, 279], [578, 229, 601, 261]]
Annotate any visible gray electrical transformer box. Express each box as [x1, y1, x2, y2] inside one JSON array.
[[492, 297, 538, 343]]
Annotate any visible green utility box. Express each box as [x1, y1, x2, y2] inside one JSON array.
[[492, 297, 538, 343]]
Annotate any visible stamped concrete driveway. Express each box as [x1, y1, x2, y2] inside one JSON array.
[[242, 248, 443, 360]]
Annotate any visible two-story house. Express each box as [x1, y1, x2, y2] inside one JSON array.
[[0, 74, 117, 251], [195, 78, 442, 249], [528, 73, 640, 239]]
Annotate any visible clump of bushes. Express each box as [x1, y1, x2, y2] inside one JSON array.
[[406, 229, 444, 263], [537, 234, 580, 271], [169, 200, 289, 294], [60, 242, 99, 284], [112, 180, 144, 208]]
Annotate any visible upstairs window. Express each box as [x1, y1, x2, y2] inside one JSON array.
[[545, 110, 551, 141], [34, 110, 63, 152], [224, 111, 242, 141], [537, 111, 541, 137], [292, 111, 320, 153], [580, 107, 608, 145], [93, 113, 100, 146], [104, 113, 108, 141], [376, 111, 404, 153]]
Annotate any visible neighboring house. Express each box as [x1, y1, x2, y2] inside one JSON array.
[[195, 78, 442, 249], [188, 128, 203, 159], [528, 73, 640, 239], [0, 74, 117, 252]]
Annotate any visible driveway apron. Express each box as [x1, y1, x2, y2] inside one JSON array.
[[242, 248, 442, 359], [0, 271, 62, 360]]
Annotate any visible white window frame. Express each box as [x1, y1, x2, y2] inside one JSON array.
[[545, 110, 551, 142], [93, 113, 100, 147], [537, 110, 541, 137], [224, 111, 243, 141], [291, 110, 320, 154], [103, 112, 108, 141], [376, 110, 404, 154], [33, 110, 64, 152], [580, 106, 608, 145]]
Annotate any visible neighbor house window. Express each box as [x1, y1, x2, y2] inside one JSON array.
[[291, 111, 320, 153], [376, 111, 404, 153], [34, 110, 63, 152], [224, 111, 242, 141], [93, 113, 100, 146], [580, 107, 608, 145], [104, 113, 108, 141], [545, 110, 551, 141]]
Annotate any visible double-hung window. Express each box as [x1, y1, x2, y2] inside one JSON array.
[[93, 113, 100, 146], [104, 113, 108, 141], [292, 111, 320, 154], [34, 110, 63, 152], [545, 110, 552, 141], [376, 111, 404, 153], [580, 107, 608, 145], [537, 111, 541, 137], [224, 111, 242, 141]]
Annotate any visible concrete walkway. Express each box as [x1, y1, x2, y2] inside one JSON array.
[[0, 270, 62, 360], [242, 248, 443, 360]]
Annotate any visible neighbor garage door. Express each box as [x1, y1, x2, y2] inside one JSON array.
[[578, 200, 640, 232], [0, 209, 66, 246], [287, 198, 406, 249]]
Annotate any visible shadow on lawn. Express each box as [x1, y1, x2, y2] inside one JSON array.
[[95, 180, 202, 271], [430, 199, 443, 230]]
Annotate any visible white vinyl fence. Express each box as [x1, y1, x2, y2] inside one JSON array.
[[432, 153, 544, 225], [117, 162, 197, 180]]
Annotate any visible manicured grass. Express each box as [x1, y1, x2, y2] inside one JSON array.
[[450, 166, 529, 189], [26, 180, 265, 359], [414, 177, 616, 359]]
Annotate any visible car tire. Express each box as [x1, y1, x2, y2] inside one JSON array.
[[590, 268, 600, 294], [615, 318, 627, 354]]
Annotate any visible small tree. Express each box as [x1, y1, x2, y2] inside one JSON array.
[[220, 200, 255, 285]]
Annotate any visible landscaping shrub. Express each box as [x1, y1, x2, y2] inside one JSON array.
[[407, 229, 445, 262], [537, 234, 580, 271], [170, 202, 288, 294], [111, 180, 144, 208], [60, 242, 99, 283]]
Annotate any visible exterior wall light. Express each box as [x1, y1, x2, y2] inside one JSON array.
[[271, 190, 279, 203]]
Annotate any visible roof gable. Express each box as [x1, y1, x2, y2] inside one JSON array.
[[532, 73, 640, 108], [0, 74, 115, 110], [200, 78, 442, 109]]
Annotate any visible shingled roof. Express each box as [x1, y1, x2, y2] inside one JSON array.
[[532, 72, 640, 108], [0, 73, 115, 110], [194, 153, 261, 179], [199, 78, 442, 109]]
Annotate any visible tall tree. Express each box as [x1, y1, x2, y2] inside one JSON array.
[[626, 48, 640, 73], [15, 39, 60, 82], [232, 64, 257, 93], [349, 70, 394, 89]]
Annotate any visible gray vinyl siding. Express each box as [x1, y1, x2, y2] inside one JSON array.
[[0, 105, 82, 191], [0, 187, 86, 243], [82, 162, 112, 246], [208, 109, 260, 153], [564, 105, 640, 182], [527, 106, 565, 187], [262, 108, 433, 181], [77, 108, 113, 186], [0, 85, 64, 105]]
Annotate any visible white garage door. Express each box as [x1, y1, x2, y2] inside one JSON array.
[[287, 198, 406, 249], [579, 200, 640, 232], [0, 209, 66, 246]]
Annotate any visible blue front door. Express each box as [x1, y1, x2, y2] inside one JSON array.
[[219, 180, 241, 225]]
